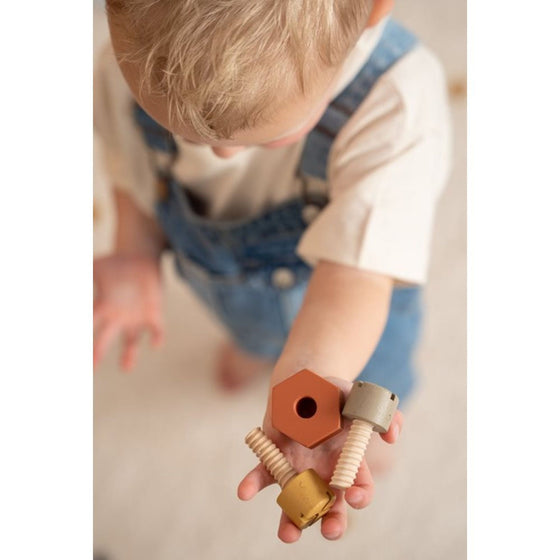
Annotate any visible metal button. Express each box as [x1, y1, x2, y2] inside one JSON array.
[[271, 267, 296, 289], [302, 203, 321, 224]]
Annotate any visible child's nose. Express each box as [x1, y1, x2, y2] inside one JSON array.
[[211, 146, 246, 158]]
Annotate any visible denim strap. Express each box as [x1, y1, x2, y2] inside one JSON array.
[[133, 104, 177, 156], [299, 19, 418, 181]]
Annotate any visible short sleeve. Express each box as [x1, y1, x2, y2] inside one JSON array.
[[297, 46, 452, 284], [93, 43, 157, 216]]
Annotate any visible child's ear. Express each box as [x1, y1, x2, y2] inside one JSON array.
[[366, 0, 394, 28]]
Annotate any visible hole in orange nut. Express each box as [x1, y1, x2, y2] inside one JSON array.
[[296, 397, 317, 419]]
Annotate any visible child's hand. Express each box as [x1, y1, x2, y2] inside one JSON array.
[[93, 254, 164, 371], [237, 377, 403, 543]]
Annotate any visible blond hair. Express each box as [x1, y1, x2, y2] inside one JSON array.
[[107, 0, 372, 141]]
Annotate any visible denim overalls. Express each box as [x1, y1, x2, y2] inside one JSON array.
[[134, 20, 421, 403]]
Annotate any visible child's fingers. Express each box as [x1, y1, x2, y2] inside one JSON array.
[[345, 460, 375, 509], [93, 299, 106, 330], [277, 512, 302, 543], [237, 464, 275, 501], [149, 320, 164, 348], [380, 409, 403, 444], [120, 330, 140, 371], [320, 489, 347, 540], [93, 322, 120, 369]]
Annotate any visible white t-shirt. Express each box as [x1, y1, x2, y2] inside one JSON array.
[[94, 21, 452, 284]]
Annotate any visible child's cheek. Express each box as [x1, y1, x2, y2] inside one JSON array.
[[263, 124, 316, 149], [211, 146, 247, 158], [263, 135, 303, 149], [263, 102, 330, 149]]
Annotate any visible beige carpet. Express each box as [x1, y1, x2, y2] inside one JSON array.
[[94, 2, 466, 558]]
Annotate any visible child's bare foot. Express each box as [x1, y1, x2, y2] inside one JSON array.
[[216, 342, 273, 392]]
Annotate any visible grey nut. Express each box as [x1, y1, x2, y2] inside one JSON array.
[[342, 381, 398, 433]]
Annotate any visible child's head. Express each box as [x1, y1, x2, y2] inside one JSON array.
[[107, 0, 392, 157]]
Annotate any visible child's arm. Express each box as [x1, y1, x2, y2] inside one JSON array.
[[93, 189, 167, 370], [112, 189, 167, 257], [238, 260, 403, 542], [272, 260, 393, 386]]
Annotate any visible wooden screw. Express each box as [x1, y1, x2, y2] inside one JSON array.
[[330, 382, 398, 490]]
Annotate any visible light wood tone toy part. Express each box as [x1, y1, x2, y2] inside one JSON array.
[[245, 427, 336, 529], [330, 381, 398, 490]]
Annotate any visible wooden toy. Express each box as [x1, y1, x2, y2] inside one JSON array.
[[271, 369, 343, 448], [330, 381, 398, 490], [245, 427, 336, 529]]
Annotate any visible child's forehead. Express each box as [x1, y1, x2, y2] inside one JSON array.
[[178, 94, 333, 147], [122, 59, 337, 147]]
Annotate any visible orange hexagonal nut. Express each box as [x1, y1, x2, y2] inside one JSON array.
[[271, 369, 343, 448]]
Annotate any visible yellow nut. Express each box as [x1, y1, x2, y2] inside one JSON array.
[[276, 469, 336, 529]]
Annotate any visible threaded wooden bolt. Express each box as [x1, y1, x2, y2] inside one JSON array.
[[330, 382, 398, 490], [244, 427, 336, 529], [330, 419, 375, 489], [245, 427, 297, 488]]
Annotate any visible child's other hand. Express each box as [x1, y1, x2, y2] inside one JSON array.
[[237, 378, 403, 543], [93, 254, 164, 371]]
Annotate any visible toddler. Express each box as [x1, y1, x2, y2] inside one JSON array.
[[94, 0, 451, 542]]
